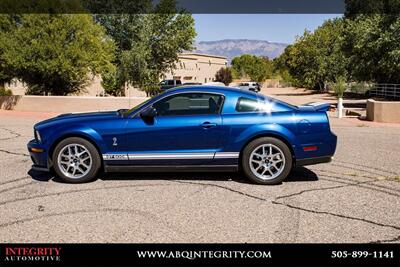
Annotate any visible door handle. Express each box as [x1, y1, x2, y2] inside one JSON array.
[[201, 122, 217, 129]]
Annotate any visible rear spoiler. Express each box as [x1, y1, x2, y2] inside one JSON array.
[[302, 102, 332, 112]]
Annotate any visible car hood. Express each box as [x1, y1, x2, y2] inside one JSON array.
[[34, 110, 121, 130]]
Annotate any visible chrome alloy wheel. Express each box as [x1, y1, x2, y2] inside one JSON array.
[[249, 144, 286, 180], [57, 144, 92, 179]]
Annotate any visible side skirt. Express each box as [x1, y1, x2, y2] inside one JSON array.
[[104, 165, 238, 173]]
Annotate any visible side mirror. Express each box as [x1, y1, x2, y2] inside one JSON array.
[[140, 106, 157, 120]]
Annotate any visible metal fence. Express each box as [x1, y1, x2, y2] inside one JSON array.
[[369, 84, 400, 99]]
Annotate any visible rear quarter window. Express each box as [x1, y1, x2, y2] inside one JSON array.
[[235, 97, 261, 112], [235, 97, 295, 113]]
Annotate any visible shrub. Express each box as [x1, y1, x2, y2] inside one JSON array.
[[215, 67, 233, 86], [0, 87, 12, 96], [331, 76, 347, 99], [349, 82, 371, 95], [2, 14, 115, 96]]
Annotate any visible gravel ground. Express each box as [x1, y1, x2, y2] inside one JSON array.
[[0, 103, 399, 243]]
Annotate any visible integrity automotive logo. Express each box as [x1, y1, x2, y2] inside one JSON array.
[[3, 247, 62, 263]]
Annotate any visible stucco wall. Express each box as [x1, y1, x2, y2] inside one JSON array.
[[6, 78, 148, 98], [0, 95, 148, 113], [366, 99, 400, 123], [164, 53, 228, 84]]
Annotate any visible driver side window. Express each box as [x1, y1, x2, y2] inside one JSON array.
[[153, 93, 224, 116]]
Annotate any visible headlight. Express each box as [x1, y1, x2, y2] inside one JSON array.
[[35, 129, 42, 142]]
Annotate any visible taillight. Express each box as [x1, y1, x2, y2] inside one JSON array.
[[303, 146, 318, 151]]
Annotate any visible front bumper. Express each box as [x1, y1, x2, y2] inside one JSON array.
[[27, 139, 49, 171]]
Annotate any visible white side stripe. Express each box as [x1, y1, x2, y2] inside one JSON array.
[[102, 152, 239, 160], [214, 152, 240, 159], [128, 153, 214, 160]]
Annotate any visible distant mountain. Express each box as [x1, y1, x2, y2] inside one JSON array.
[[194, 39, 288, 64]]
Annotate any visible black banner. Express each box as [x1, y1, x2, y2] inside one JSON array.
[[2, 0, 400, 14], [0, 0, 346, 14], [0, 243, 399, 266]]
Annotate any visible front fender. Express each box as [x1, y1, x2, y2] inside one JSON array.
[[44, 124, 107, 155]]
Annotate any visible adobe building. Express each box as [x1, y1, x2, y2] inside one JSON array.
[[163, 53, 228, 84]]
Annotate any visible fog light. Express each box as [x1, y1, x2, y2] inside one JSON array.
[[31, 147, 44, 153]]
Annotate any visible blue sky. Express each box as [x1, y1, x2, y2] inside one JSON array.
[[193, 14, 342, 44]]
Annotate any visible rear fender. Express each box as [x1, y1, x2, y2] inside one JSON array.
[[229, 124, 300, 158]]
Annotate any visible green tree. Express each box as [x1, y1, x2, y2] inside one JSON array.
[[94, 11, 147, 96], [344, 0, 400, 18], [0, 14, 115, 95], [215, 67, 233, 85], [0, 15, 17, 88], [272, 55, 294, 86], [277, 18, 347, 90], [95, 0, 196, 96], [261, 56, 275, 80], [231, 54, 273, 82], [342, 0, 400, 83]]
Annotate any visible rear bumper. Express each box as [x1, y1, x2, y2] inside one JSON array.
[[27, 139, 49, 171], [31, 164, 50, 172], [296, 156, 333, 166]]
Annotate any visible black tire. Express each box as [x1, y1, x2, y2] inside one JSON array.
[[53, 137, 101, 183], [241, 137, 292, 185]]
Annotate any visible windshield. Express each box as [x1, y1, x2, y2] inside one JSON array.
[[123, 97, 154, 116]]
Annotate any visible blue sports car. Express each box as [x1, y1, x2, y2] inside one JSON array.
[[27, 86, 337, 185]]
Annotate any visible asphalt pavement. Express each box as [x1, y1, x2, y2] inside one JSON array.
[[0, 110, 399, 243]]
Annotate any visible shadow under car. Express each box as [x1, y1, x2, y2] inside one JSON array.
[[28, 167, 319, 185]]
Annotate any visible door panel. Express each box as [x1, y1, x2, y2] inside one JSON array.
[[125, 115, 224, 165]]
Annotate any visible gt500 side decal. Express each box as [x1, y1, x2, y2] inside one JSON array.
[[103, 154, 128, 160], [102, 152, 239, 160]]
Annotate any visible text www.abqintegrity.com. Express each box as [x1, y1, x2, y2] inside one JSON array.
[[137, 250, 272, 260]]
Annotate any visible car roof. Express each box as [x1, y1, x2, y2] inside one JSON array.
[[165, 85, 262, 98]]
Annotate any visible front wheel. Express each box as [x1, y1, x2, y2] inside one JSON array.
[[53, 137, 101, 183], [242, 137, 292, 185]]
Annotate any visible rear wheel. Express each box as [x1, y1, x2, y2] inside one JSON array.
[[53, 137, 100, 183], [242, 137, 292, 185]]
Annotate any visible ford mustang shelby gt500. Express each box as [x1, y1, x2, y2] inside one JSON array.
[[28, 86, 337, 185]]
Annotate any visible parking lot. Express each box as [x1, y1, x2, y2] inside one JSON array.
[[0, 99, 399, 243]]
